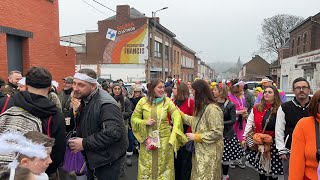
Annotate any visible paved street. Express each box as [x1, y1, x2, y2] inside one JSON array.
[[120, 154, 285, 180]]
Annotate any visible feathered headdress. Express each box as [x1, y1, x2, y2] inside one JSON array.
[[0, 131, 48, 180]]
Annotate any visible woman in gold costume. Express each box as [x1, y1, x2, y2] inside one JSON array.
[[180, 79, 224, 180], [131, 79, 187, 180]]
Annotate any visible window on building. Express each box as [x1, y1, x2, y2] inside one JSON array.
[[303, 33, 307, 44], [291, 39, 295, 55], [154, 41, 162, 58], [303, 33, 307, 53], [173, 50, 176, 63], [297, 36, 301, 46], [177, 52, 180, 64], [165, 45, 169, 60]]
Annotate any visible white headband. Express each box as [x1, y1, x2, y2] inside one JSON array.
[[233, 80, 246, 86], [74, 73, 98, 84]]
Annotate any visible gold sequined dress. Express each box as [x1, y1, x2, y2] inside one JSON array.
[[182, 103, 224, 180], [131, 97, 188, 180]]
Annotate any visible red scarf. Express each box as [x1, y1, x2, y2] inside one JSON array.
[[253, 103, 275, 137]]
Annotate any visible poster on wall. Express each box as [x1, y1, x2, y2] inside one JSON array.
[[103, 20, 149, 64]]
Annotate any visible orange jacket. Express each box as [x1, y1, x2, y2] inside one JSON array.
[[289, 116, 320, 180]]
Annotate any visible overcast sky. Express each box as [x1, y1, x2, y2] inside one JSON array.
[[59, 0, 320, 64]]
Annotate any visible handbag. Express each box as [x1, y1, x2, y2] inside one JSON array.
[[63, 146, 87, 174], [146, 104, 164, 151], [185, 106, 207, 153], [63, 122, 87, 174], [246, 108, 273, 151], [246, 126, 257, 150]]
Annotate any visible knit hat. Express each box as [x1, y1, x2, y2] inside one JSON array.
[[26, 67, 52, 89]]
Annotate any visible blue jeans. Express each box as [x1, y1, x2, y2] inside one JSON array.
[[282, 154, 290, 180], [127, 128, 135, 153]]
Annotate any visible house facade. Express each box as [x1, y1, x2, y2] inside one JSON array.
[[280, 12, 320, 93]]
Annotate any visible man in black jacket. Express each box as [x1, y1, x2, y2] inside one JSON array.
[[0, 67, 66, 179], [0, 70, 22, 96], [275, 77, 311, 180], [68, 69, 128, 180]]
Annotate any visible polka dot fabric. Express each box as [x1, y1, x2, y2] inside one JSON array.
[[222, 136, 243, 164], [246, 142, 283, 176]]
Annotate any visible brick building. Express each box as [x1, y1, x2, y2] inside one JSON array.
[[181, 46, 196, 82], [280, 12, 320, 93], [172, 39, 183, 79], [61, 5, 209, 83], [239, 55, 270, 81], [0, 0, 76, 85]]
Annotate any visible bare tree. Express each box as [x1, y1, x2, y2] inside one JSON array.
[[258, 14, 304, 58]]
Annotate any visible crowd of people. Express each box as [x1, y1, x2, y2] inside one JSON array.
[[0, 67, 319, 180]]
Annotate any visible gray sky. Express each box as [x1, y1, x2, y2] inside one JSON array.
[[59, 0, 320, 64]]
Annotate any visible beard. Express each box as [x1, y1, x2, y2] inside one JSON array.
[[73, 91, 90, 99], [296, 93, 308, 100]]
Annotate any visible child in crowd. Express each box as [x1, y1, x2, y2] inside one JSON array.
[[0, 131, 55, 180], [19, 131, 55, 179]]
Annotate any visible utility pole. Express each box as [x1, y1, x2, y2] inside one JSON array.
[[150, 7, 168, 81]]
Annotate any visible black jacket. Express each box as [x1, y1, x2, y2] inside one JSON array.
[[282, 97, 310, 150], [218, 100, 236, 139], [76, 89, 128, 169], [0, 91, 66, 175]]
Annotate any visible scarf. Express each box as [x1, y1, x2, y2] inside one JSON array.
[[153, 95, 165, 105], [175, 99, 185, 107]]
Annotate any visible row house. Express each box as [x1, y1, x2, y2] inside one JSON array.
[[61, 5, 205, 83], [181, 46, 196, 82], [280, 12, 320, 93], [199, 61, 214, 80], [238, 55, 270, 81]]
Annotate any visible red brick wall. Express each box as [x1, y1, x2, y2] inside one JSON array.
[[0, 34, 8, 79], [0, 0, 75, 89]]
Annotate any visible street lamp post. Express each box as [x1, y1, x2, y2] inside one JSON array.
[[151, 7, 168, 81]]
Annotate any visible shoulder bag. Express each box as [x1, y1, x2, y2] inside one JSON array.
[[186, 105, 207, 153], [246, 108, 272, 151]]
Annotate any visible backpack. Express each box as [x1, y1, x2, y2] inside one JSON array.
[[0, 97, 52, 165]]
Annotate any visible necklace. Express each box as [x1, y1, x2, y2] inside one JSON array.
[[233, 94, 244, 109]]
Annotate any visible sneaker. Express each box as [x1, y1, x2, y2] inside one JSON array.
[[229, 162, 236, 169], [236, 161, 246, 169], [222, 175, 229, 180]]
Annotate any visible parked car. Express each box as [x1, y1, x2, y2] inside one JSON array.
[[285, 93, 313, 102], [246, 81, 261, 91]]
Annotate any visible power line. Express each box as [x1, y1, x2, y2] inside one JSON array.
[[92, 0, 134, 21], [92, 0, 116, 13], [81, 0, 108, 16]]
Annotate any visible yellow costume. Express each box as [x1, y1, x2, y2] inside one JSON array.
[[131, 97, 188, 180], [182, 103, 224, 180]]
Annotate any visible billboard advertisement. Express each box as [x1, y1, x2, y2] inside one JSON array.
[[103, 20, 149, 64]]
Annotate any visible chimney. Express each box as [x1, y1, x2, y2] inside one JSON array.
[[154, 17, 160, 23], [116, 5, 130, 20]]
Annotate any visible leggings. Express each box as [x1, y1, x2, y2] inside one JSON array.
[[222, 165, 229, 175]]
